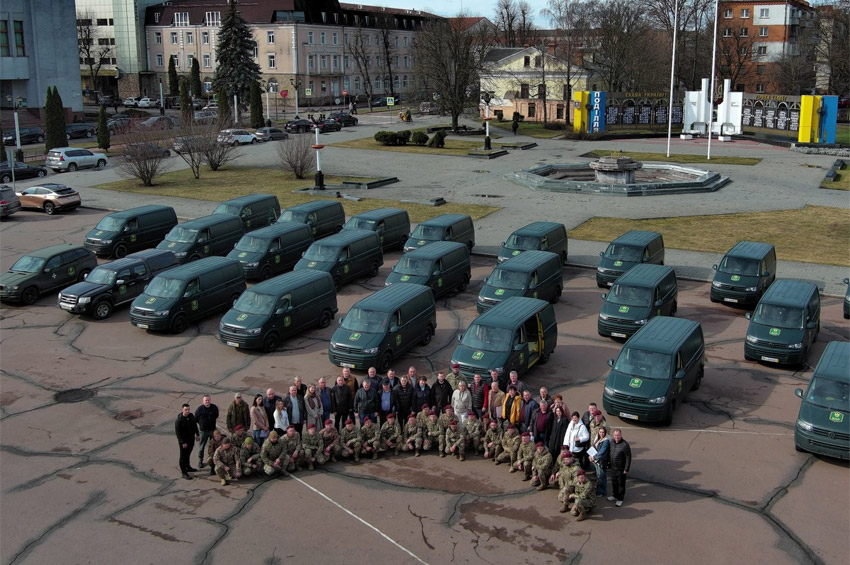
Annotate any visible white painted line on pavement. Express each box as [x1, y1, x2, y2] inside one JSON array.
[[293, 475, 430, 564]]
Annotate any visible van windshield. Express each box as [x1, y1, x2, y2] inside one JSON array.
[[10, 255, 46, 273], [805, 377, 849, 411], [490, 269, 527, 290], [410, 224, 444, 240], [341, 307, 389, 332], [86, 267, 117, 285], [395, 257, 432, 275], [94, 216, 124, 231], [461, 323, 512, 352], [752, 303, 805, 329], [280, 210, 306, 223], [165, 226, 198, 244], [719, 256, 759, 276], [214, 204, 240, 216], [145, 277, 183, 298], [235, 236, 268, 253], [604, 244, 641, 262], [505, 234, 539, 250], [345, 218, 375, 230], [234, 291, 276, 316], [614, 348, 672, 379], [608, 284, 652, 306], [304, 245, 338, 261]]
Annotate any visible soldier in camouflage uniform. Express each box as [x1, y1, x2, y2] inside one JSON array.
[[416, 403, 431, 430], [588, 410, 608, 446], [483, 419, 503, 460], [206, 430, 224, 475], [403, 414, 423, 456], [260, 431, 289, 477], [495, 424, 520, 466], [301, 423, 323, 470], [464, 411, 483, 455], [318, 418, 341, 464], [516, 432, 535, 478], [445, 419, 466, 461], [379, 413, 402, 455], [213, 436, 242, 486], [438, 406, 455, 430], [240, 436, 262, 476], [423, 410, 445, 456], [530, 442, 553, 491], [340, 419, 362, 462], [566, 469, 597, 520], [360, 417, 381, 460], [281, 426, 303, 472], [231, 425, 248, 450], [555, 451, 583, 504]]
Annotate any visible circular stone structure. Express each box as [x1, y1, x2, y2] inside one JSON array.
[[510, 158, 730, 196]]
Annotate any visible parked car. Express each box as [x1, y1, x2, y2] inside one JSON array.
[[3, 126, 45, 146], [371, 95, 401, 107], [66, 123, 96, 140], [16, 183, 81, 215], [97, 95, 115, 107], [45, 147, 108, 172], [103, 117, 133, 135], [204, 102, 219, 111], [137, 97, 160, 108], [217, 129, 259, 145], [0, 185, 22, 218], [173, 136, 210, 154], [123, 97, 140, 107], [137, 116, 177, 130], [191, 98, 204, 110], [193, 110, 218, 124], [284, 119, 313, 133], [124, 142, 171, 158], [254, 127, 289, 141], [313, 119, 342, 133], [0, 162, 48, 183], [328, 112, 358, 126]]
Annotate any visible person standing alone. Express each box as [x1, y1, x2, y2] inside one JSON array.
[[175, 404, 200, 479], [609, 428, 632, 507], [194, 395, 218, 469]]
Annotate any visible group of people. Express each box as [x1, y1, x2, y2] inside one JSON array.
[[174, 366, 632, 519]]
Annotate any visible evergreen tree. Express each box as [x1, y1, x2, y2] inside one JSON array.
[[45, 87, 67, 151], [168, 56, 179, 96], [191, 58, 202, 99], [96, 105, 110, 150], [217, 87, 232, 125], [180, 78, 193, 124], [249, 81, 264, 129], [213, 1, 261, 105]]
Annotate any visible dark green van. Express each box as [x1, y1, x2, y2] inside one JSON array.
[[344, 207, 411, 251], [219, 270, 337, 352], [711, 241, 776, 306], [294, 229, 383, 290], [213, 194, 280, 232], [130, 256, 246, 333], [745, 279, 820, 366], [602, 316, 705, 426], [403, 214, 475, 253], [0, 244, 97, 305], [498, 221, 568, 264], [84, 205, 178, 258], [157, 214, 245, 264], [598, 264, 678, 339], [596, 230, 665, 288], [478, 250, 563, 313], [386, 241, 470, 299], [794, 341, 849, 460], [329, 283, 437, 372], [278, 200, 345, 239], [227, 221, 313, 280], [451, 297, 557, 387]]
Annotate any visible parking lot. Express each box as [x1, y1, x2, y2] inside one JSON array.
[[1, 208, 848, 564]]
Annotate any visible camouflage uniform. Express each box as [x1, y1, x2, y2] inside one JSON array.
[[416, 409, 431, 430], [484, 425, 503, 460], [231, 431, 248, 450], [438, 411, 454, 431], [531, 448, 553, 490], [213, 444, 242, 484], [379, 419, 402, 455], [301, 430, 324, 470], [360, 423, 381, 459], [517, 438, 536, 478], [568, 478, 597, 520], [495, 429, 520, 466], [464, 417, 483, 454], [281, 431, 303, 471], [445, 424, 466, 460], [424, 418, 446, 455], [589, 417, 608, 445], [206, 434, 224, 472], [260, 437, 289, 476], [403, 418, 423, 454], [556, 457, 582, 500], [340, 425, 362, 462], [240, 440, 262, 476], [318, 425, 341, 464], [445, 370, 467, 390]]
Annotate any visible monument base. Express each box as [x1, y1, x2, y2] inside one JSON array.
[[680, 134, 693, 140]]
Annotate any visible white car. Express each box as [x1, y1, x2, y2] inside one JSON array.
[[137, 97, 160, 108], [217, 129, 258, 146], [204, 102, 219, 111], [123, 97, 139, 107], [45, 147, 108, 172]]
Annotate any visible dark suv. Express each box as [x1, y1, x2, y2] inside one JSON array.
[[3, 127, 45, 146], [66, 123, 96, 140]]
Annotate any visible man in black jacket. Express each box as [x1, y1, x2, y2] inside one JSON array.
[[175, 404, 200, 479], [393, 374, 414, 423], [609, 428, 632, 507], [331, 376, 353, 431], [194, 394, 219, 469], [429, 372, 453, 412]]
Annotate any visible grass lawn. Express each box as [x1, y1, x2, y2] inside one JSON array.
[[821, 172, 850, 191], [94, 166, 500, 223], [569, 205, 849, 266], [491, 121, 567, 139], [836, 123, 849, 146], [329, 136, 499, 156], [583, 149, 761, 166]]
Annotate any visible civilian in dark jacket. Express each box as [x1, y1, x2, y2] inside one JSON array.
[[293, 376, 308, 397], [469, 374, 488, 419], [354, 380, 380, 425], [331, 376, 354, 430], [429, 373, 453, 412], [529, 399, 553, 444], [609, 428, 632, 506], [377, 380, 398, 426], [393, 375, 415, 423], [385, 369, 400, 390], [263, 389, 283, 431], [194, 394, 219, 468], [581, 402, 598, 429], [412, 377, 431, 414], [518, 390, 539, 434], [175, 404, 200, 478], [317, 377, 332, 422], [283, 386, 307, 435], [547, 405, 571, 459]]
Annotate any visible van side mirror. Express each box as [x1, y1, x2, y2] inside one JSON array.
[[745, 312, 751, 320], [806, 321, 817, 329], [844, 278, 849, 285], [275, 307, 286, 315], [501, 241, 506, 247], [654, 299, 664, 307], [116, 279, 125, 285], [712, 264, 718, 270], [607, 358, 614, 367], [337, 318, 342, 325], [389, 325, 400, 333], [432, 270, 441, 276], [601, 293, 607, 299], [599, 251, 604, 257], [456, 332, 463, 342], [513, 343, 524, 351], [763, 271, 770, 277], [675, 369, 685, 380], [794, 388, 804, 399]]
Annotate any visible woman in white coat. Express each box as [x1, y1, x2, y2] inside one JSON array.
[[563, 411, 590, 469]]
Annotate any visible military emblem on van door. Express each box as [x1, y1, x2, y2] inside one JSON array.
[[68, 266, 75, 277], [246, 220, 251, 227], [119, 285, 127, 294], [437, 278, 443, 287], [400, 275, 410, 282], [614, 260, 623, 267], [191, 300, 199, 311], [204, 245, 210, 253], [239, 252, 248, 258], [95, 230, 103, 236], [396, 334, 402, 346], [495, 289, 505, 296], [168, 242, 176, 248], [769, 328, 781, 336], [130, 235, 137, 242], [237, 313, 248, 321], [533, 291, 538, 298], [629, 378, 643, 388], [519, 352, 524, 364], [344, 264, 350, 274], [829, 412, 844, 423], [284, 316, 291, 327], [418, 240, 425, 245], [619, 306, 629, 313], [350, 332, 361, 341], [308, 261, 317, 268], [146, 297, 156, 304], [472, 351, 484, 360], [512, 250, 520, 256], [275, 255, 281, 264], [731, 275, 740, 282]]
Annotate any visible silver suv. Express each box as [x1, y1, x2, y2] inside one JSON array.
[[45, 147, 108, 172]]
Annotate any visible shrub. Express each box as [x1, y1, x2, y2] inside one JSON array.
[[427, 129, 446, 148], [96, 106, 110, 150], [278, 133, 316, 179], [412, 131, 428, 146], [398, 130, 412, 145], [543, 122, 566, 130], [374, 130, 394, 145]]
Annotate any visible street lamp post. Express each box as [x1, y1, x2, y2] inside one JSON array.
[[312, 127, 325, 190], [482, 92, 492, 151], [6, 95, 24, 163]]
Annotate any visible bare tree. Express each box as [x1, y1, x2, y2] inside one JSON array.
[[496, 0, 520, 47], [117, 130, 173, 186], [812, 1, 850, 95], [375, 12, 397, 98], [591, 0, 652, 91], [277, 134, 316, 179], [77, 11, 114, 97], [347, 19, 377, 110], [174, 120, 218, 179], [718, 29, 756, 90], [515, 1, 537, 47]]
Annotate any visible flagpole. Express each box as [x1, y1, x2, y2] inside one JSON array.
[[666, 0, 679, 158], [707, 0, 720, 160]]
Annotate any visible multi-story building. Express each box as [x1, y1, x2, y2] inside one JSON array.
[[1, 0, 83, 115], [718, 0, 816, 94], [144, 0, 433, 109]]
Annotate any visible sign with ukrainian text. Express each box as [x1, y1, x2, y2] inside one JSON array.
[[589, 91, 606, 134]]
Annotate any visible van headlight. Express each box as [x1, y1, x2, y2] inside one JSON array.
[[363, 347, 379, 354], [788, 342, 802, 349], [173, 252, 186, 258], [245, 262, 258, 268], [712, 280, 722, 288], [604, 386, 615, 396], [746, 334, 758, 343], [154, 310, 170, 316], [746, 286, 758, 292], [78, 297, 91, 304], [493, 367, 503, 375], [10, 285, 20, 290], [246, 328, 262, 335], [597, 267, 608, 273], [648, 396, 667, 404], [599, 313, 609, 320], [796, 419, 813, 431], [101, 239, 112, 245], [635, 319, 647, 325]]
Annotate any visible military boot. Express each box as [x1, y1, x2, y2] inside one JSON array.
[[576, 508, 587, 522], [373, 451, 378, 460], [221, 478, 229, 486], [308, 462, 314, 471], [459, 454, 465, 461], [559, 501, 570, 513], [415, 449, 420, 457]]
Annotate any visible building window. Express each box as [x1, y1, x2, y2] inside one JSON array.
[[723, 28, 732, 37], [344, 55, 350, 68], [404, 36, 408, 47], [394, 75, 399, 89], [320, 32, 326, 44], [739, 46, 747, 55], [402, 75, 408, 88], [366, 55, 371, 68], [203, 54, 211, 68], [156, 53, 163, 67], [321, 80, 327, 92], [205, 12, 221, 26], [403, 55, 409, 68], [345, 33, 350, 45], [757, 46, 767, 55], [202, 32, 209, 44], [756, 83, 765, 93], [154, 31, 162, 44], [739, 28, 748, 37], [520, 83, 529, 98], [13, 20, 25, 56], [538, 84, 546, 97], [186, 32, 194, 44], [172, 54, 179, 67], [154, 13, 160, 24], [394, 36, 399, 47], [308, 80, 314, 94], [308, 55, 315, 70], [394, 55, 399, 67], [528, 103, 536, 117], [187, 54, 194, 66], [308, 31, 314, 44], [268, 53, 276, 68], [174, 12, 189, 26], [759, 8, 769, 18], [267, 31, 275, 44], [757, 65, 766, 75], [321, 55, 327, 69], [523, 56, 530, 67], [556, 105, 564, 119], [759, 27, 768, 37], [723, 9, 732, 18], [741, 9, 750, 18], [375, 77, 382, 90], [0, 21, 9, 57], [170, 32, 178, 44], [97, 18, 108, 26], [333, 32, 338, 45], [332, 55, 339, 70], [253, 42, 258, 59], [365, 34, 370, 47], [354, 76, 361, 91], [534, 56, 542, 67]]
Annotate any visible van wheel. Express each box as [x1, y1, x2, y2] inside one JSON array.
[[21, 286, 39, 305], [662, 403, 674, 427], [457, 275, 470, 293], [539, 351, 550, 364], [550, 285, 562, 304], [171, 314, 189, 334], [333, 276, 342, 291], [113, 244, 128, 258], [77, 269, 91, 282], [671, 300, 678, 316], [692, 365, 704, 391], [398, 236, 407, 251], [259, 266, 272, 280], [93, 299, 113, 320], [318, 309, 333, 329], [561, 251, 568, 265], [421, 324, 434, 346], [188, 254, 200, 262], [262, 332, 280, 353], [378, 351, 393, 373], [368, 262, 379, 277]]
